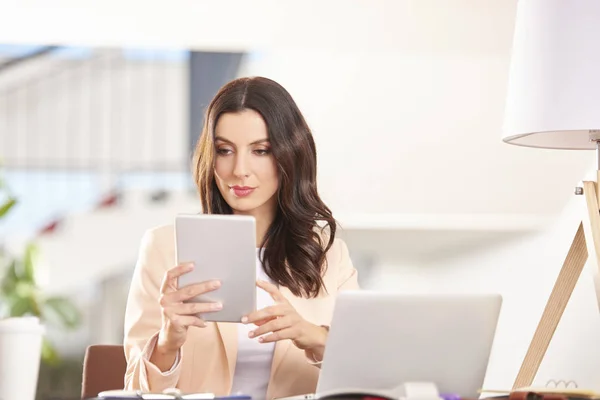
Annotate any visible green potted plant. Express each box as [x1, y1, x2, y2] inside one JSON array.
[[0, 168, 82, 400]]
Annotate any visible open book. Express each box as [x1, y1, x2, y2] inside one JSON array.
[[481, 386, 600, 399]]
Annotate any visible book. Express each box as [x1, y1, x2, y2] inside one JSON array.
[[481, 380, 600, 400]]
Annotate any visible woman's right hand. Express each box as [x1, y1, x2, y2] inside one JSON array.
[[156, 263, 223, 354]]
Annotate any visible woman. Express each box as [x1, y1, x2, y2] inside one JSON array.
[[123, 76, 359, 399]]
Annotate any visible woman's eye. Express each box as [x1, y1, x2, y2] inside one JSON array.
[[216, 148, 233, 155], [254, 149, 271, 156]]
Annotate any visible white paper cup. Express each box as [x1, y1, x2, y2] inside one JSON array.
[[0, 317, 45, 400]]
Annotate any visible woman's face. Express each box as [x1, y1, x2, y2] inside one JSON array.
[[213, 109, 279, 219]]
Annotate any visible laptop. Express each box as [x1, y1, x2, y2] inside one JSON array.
[[277, 291, 502, 400]]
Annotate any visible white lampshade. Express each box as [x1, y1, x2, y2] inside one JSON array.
[[502, 0, 600, 150]]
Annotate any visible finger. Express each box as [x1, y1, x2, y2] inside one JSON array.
[[258, 327, 295, 343], [161, 263, 194, 294], [253, 317, 276, 327], [167, 314, 207, 328], [256, 280, 287, 303], [242, 304, 286, 324], [249, 316, 291, 339], [167, 301, 223, 316], [160, 280, 221, 305]]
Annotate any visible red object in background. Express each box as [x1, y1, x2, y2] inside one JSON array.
[[97, 192, 119, 209], [37, 190, 120, 237], [39, 219, 60, 235]]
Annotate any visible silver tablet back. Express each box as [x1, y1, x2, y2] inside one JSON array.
[[175, 213, 257, 323]]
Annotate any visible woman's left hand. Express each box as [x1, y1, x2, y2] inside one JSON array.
[[242, 280, 328, 360]]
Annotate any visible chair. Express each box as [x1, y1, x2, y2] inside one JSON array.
[[81, 344, 127, 399]]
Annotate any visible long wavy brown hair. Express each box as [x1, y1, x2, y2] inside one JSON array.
[[192, 76, 336, 298]]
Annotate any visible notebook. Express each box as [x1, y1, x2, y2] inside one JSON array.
[[481, 379, 600, 399]]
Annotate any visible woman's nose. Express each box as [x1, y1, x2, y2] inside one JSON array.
[[233, 153, 250, 178]]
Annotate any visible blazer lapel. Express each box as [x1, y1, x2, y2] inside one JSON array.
[[215, 322, 238, 385]]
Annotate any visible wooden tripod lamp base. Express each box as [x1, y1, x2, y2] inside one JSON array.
[[512, 173, 600, 389]]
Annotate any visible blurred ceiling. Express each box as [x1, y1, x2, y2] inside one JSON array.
[[1, 0, 516, 54]]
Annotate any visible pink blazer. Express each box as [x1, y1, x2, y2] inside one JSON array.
[[123, 224, 359, 399]]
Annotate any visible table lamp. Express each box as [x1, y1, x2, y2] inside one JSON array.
[[502, 0, 600, 389]]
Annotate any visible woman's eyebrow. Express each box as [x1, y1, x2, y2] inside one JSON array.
[[214, 136, 269, 145], [214, 136, 232, 143], [250, 139, 270, 145]]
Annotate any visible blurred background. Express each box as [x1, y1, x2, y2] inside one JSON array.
[[1, 1, 600, 399]]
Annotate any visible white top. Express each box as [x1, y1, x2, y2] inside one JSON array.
[[229, 250, 276, 398]]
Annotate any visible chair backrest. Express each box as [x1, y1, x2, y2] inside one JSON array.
[[81, 344, 127, 399]]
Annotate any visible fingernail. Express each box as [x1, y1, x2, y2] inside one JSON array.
[[241, 316, 248, 323], [212, 303, 222, 310], [248, 331, 254, 338], [258, 337, 264, 343], [213, 281, 221, 288]]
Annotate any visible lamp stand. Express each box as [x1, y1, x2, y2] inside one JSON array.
[[512, 141, 600, 390]]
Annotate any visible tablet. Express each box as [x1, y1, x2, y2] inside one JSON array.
[[175, 213, 257, 323]]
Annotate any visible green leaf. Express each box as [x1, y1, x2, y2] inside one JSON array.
[[8, 295, 34, 317], [15, 280, 36, 298], [0, 259, 19, 294], [41, 338, 61, 366], [42, 297, 81, 329], [21, 243, 38, 283], [0, 197, 16, 219]]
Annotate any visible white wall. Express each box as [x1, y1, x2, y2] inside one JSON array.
[[369, 167, 600, 391], [239, 50, 594, 219]]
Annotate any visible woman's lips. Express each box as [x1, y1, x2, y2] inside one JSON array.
[[231, 186, 255, 197]]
